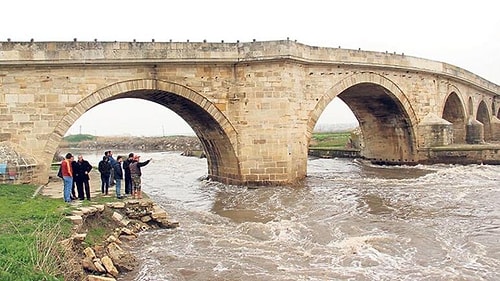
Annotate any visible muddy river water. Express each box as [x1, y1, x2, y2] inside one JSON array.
[[83, 151, 500, 280]]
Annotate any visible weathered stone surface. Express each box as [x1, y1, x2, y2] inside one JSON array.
[[83, 247, 96, 259], [120, 227, 136, 236], [140, 215, 152, 223], [108, 202, 125, 209], [139, 201, 153, 208], [157, 219, 180, 229], [72, 233, 86, 242], [82, 256, 98, 272], [119, 234, 137, 241], [67, 215, 82, 225], [94, 204, 105, 212], [151, 205, 168, 219], [93, 259, 106, 273], [107, 242, 136, 272], [106, 234, 121, 244], [80, 207, 98, 215], [101, 256, 119, 277], [111, 211, 130, 226], [93, 245, 107, 258]]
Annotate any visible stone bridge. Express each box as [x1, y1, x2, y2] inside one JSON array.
[[1, 40, 499, 185]]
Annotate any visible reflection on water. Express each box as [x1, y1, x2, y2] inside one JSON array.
[[91, 152, 500, 281]]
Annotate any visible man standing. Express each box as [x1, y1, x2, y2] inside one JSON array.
[[113, 156, 124, 199], [122, 153, 134, 196], [129, 155, 151, 199], [105, 150, 117, 186], [98, 156, 112, 195], [60, 153, 74, 203], [73, 155, 93, 200]]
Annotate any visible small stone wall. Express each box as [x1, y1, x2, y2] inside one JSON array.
[[65, 200, 178, 281], [0, 142, 37, 184]]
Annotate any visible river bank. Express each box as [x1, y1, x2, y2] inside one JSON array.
[[41, 176, 180, 280], [58, 135, 202, 152], [0, 174, 179, 280]]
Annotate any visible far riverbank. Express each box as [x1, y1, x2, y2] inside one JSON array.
[[59, 135, 202, 152]]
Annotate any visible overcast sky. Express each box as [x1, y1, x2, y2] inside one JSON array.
[[2, 0, 499, 136]]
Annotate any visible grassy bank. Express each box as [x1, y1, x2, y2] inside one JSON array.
[[310, 131, 351, 148], [0, 184, 72, 280]]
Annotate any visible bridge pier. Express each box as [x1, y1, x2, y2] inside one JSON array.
[[466, 117, 485, 144], [418, 113, 453, 147]]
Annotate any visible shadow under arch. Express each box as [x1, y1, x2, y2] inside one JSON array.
[[477, 100, 492, 142], [442, 90, 467, 143], [308, 72, 418, 164], [45, 79, 241, 184]]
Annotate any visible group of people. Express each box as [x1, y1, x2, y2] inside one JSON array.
[[59, 151, 152, 202], [59, 153, 93, 202]]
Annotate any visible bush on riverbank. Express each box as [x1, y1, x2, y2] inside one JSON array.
[[0, 184, 74, 280]]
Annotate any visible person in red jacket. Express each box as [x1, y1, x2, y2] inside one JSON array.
[[60, 153, 74, 202]]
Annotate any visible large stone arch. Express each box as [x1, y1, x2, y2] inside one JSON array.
[[477, 100, 492, 141], [308, 72, 418, 164], [442, 91, 467, 143], [44, 79, 241, 184]]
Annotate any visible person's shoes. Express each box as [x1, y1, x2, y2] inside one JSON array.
[[117, 196, 124, 199]]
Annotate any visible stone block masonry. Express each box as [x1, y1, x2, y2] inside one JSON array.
[[0, 40, 499, 185]]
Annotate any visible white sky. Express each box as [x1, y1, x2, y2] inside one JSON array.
[[2, 0, 499, 136]]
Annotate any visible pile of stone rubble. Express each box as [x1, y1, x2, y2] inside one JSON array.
[[66, 200, 178, 281]]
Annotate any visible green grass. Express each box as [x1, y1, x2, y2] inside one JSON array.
[[0, 184, 72, 281], [310, 132, 351, 148]]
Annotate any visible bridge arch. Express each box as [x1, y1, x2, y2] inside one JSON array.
[[44, 79, 241, 184], [442, 91, 467, 143], [477, 100, 492, 141], [308, 72, 418, 164]]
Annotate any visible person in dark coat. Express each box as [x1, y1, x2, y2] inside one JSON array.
[[73, 155, 93, 200], [122, 153, 134, 196], [98, 156, 112, 195], [113, 156, 124, 199]]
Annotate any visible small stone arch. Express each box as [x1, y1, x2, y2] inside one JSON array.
[[477, 100, 492, 141], [308, 72, 418, 164], [44, 79, 241, 184], [442, 91, 467, 143]]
